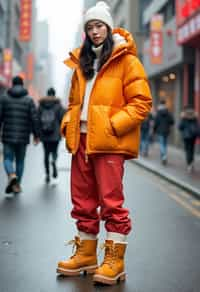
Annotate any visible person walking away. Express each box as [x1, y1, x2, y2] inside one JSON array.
[[0, 76, 39, 194], [140, 112, 154, 157], [38, 88, 65, 184], [56, 1, 152, 285], [154, 99, 174, 165], [178, 106, 200, 173]]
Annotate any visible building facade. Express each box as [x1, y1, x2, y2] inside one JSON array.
[[0, 0, 38, 95], [106, 0, 149, 60], [176, 0, 200, 117], [0, 1, 10, 93], [142, 0, 200, 146], [7, 0, 26, 76], [34, 20, 53, 98]]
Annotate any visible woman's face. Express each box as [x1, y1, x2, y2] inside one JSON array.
[[86, 20, 108, 47]]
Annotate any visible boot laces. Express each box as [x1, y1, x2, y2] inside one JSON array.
[[64, 237, 84, 258], [100, 243, 118, 268]]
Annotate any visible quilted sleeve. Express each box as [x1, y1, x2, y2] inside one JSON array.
[[110, 55, 152, 137]]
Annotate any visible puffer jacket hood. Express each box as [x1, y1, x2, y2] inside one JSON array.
[[39, 96, 61, 109], [7, 85, 28, 98], [64, 28, 137, 68]]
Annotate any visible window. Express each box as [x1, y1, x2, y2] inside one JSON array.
[[0, 5, 4, 38], [160, 0, 175, 24], [165, 0, 175, 23], [113, 0, 122, 15], [15, 3, 20, 33]]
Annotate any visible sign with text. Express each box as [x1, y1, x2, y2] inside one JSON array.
[[177, 8, 200, 43], [176, 0, 200, 27], [150, 14, 163, 64], [19, 0, 32, 41]]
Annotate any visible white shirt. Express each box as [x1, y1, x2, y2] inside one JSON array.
[[80, 44, 103, 133]]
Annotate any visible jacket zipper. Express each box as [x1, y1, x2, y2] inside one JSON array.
[[80, 48, 127, 160], [85, 72, 100, 159]]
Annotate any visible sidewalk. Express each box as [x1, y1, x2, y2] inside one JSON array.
[[132, 143, 200, 199]]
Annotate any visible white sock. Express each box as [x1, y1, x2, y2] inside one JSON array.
[[78, 231, 97, 240], [107, 232, 127, 243]]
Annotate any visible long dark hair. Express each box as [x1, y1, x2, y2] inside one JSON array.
[[79, 28, 114, 80]]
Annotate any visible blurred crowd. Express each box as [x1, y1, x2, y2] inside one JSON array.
[[140, 99, 200, 173]]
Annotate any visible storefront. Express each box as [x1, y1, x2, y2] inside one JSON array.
[[176, 0, 200, 116], [143, 15, 184, 144], [154, 71, 177, 112]]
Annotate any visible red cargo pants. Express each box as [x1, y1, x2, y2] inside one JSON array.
[[70, 134, 131, 235]]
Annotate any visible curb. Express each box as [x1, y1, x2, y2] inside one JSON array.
[[132, 159, 200, 200]]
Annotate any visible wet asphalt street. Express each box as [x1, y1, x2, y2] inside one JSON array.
[[0, 142, 200, 292]]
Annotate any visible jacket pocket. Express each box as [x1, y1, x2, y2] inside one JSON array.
[[60, 106, 80, 152], [89, 105, 118, 151]]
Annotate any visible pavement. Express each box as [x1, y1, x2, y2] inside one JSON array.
[[132, 143, 200, 200], [1, 142, 200, 292]]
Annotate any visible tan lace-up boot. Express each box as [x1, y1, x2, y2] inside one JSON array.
[[57, 236, 98, 276], [93, 240, 127, 285]]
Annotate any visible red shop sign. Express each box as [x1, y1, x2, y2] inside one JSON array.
[[176, 0, 200, 27]]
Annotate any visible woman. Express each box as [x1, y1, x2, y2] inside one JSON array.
[[179, 106, 199, 173], [57, 1, 152, 285]]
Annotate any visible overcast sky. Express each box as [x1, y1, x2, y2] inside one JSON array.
[[36, 0, 84, 97]]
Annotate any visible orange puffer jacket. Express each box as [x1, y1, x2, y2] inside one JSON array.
[[61, 28, 152, 158]]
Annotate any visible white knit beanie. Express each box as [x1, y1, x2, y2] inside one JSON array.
[[84, 1, 113, 30]]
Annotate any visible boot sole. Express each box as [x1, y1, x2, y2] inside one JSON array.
[[56, 264, 98, 276], [93, 272, 126, 285]]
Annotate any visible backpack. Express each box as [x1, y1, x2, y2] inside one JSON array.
[[182, 121, 199, 139], [40, 108, 56, 133]]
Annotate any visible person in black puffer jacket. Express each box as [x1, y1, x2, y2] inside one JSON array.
[[0, 76, 39, 194], [178, 106, 200, 172], [38, 88, 65, 183], [154, 99, 174, 165]]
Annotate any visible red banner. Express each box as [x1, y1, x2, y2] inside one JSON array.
[[150, 14, 163, 65], [26, 53, 34, 81], [19, 0, 32, 42], [150, 32, 163, 64], [3, 49, 12, 86]]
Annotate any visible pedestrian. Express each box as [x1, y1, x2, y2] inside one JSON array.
[[0, 76, 39, 194], [178, 106, 200, 173], [56, 1, 152, 285], [38, 87, 65, 184], [140, 111, 154, 157], [154, 99, 174, 165]]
